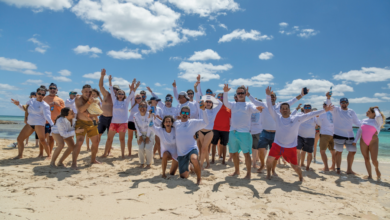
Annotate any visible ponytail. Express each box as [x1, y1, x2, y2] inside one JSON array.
[[54, 107, 71, 125], [370, 106, 386, 129]]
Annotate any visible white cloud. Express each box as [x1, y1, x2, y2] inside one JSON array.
[[374, 93, 390, 101], [28, 37, 49, 54], [83, 71, 107, 80], [105, 77, 131, 88], [333, 67, 390, 84], [166, 0, 239, 17], [279, 22, 288, 27], [22, 79, 43, 85], [0, 0, 73, 11], [163, 87, 172, 91], [218, 29, 272, 43], [85, 80, 94, 84], [22, 70, 44, 75], [223, 73, 274, 88], [210, 24, 216, 31], [182, 27, 206, 37], [107, 48, 142, 60], [72, 0, 188, 52], [219, 23, 227, 29], [298, 29, 319, 38], [178, 61, 233, 82], [58, 69, 71, 76], [348, 97, 384, 103], [73, 45, 102, 57], [259, 52, 274, 60], [188, 49, 221, 61], [277, 79, 354, 97], [52, 76, 72, 82], [0, 57, 37, 72], [169, 56, 182, 61], [155, 82, 162, 87], [0, 83, 19, 90]]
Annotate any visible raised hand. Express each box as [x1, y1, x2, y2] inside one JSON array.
[[266, 86, 272, 96], [129, 83, 135, 92], [324, 104, 334, 112], [199, 100, 206, 110], [296, 103, 302, 110], [134, 81, 141, 91], [101, 68, 106, 76], [197, 74, 201, 82], [11, 99, 20, 106], [256, 106, 264, 112], [146, 86, 152, 93], [172, 80, 177, 88], [326, 92, 331, 99], [223, 84, 231, 93], [301, 87, 310, 96], [246, 86, 250, 97], [132, 78, 137, 84]]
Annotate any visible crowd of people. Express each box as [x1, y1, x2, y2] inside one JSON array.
[[10, 69, 385, 185]]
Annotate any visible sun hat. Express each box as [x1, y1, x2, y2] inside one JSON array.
[[201, 95, 219, 109]]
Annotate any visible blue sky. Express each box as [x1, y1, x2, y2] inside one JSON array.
[[0, 0, 389, 118]]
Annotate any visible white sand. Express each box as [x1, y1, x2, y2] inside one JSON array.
[[1, 138, 389, 220]]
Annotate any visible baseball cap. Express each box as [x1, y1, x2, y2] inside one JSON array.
[[206, 89, 213, 94], [149, 97, 161, 102], [340, 98, 349, 103], [165, 97, 172, 102], [30, 92, 36, 96], [178, 91, 190, 100], [113, 85, 120, 90], [69, 91, 77, 95], [49, 83, 57, 88], [140, 90, 146, 94]]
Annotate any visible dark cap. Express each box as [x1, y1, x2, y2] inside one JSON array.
[[49, 83, 57, 88], [340, 98, 349, 103], [140, 90, 146, 94], [69, 91, 77, 95], [30, 92, 36, 96], [165, 97, 172, 102], [149, 97, 161, 102], [206, 89, 213, 94], [40, 85, 48, 91]]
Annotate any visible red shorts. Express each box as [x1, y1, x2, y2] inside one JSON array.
[[268, 143, 298, 165], [109, 123, 127, 133]]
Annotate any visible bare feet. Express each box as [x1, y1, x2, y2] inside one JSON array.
[[139, 164, 145, 168], [87, 148, 91, 152], [45, 156, 51, 161], [121, 155, 125, 159], [57, 162, 66, 168], [375, 168, 381, 179], [266, 174, 271, 180], [196, 178, 202, 185], [229, 172, 240, 177], [50, 163, 57, 168], [70, 165, 78, 170], [252, 165, 259, 169], [330, 166, 336, 171], [12, 155, 22, 160], [301, 163, 306, 167], [205, 164, 210, 169], [346, 170, 356, 175], [321, 167, 329, 172], [221, 161, 226, 166], [91, 160, 101, 164], [210, 160, 215, 164], [100, 154, 108, 158], [272, 171, 278, 176], [244, 173, 251, 179], [306, 166, 311, 171], [363, 175, 373, 179], [162, 174, 167, 178], [299, 177, 304, 182], [337, 169, 341, 174], [145, 165, 151, 169]]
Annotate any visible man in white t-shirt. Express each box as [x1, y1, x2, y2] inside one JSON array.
[[65, 91, 78, 114], [317, 101, 336, 172]]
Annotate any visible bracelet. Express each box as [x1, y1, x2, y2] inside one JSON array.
[[87, 101, 92, 104]]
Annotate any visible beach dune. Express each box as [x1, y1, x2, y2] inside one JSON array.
[[0, 139, 389, 220]]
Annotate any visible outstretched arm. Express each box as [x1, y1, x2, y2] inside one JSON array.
[[222, 84, 232, 109], [172, 80, 179, 102], [99, 69, 108, 97], [265, 86, 278, 121]]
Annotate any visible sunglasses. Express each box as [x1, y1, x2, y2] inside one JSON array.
[[70, 93, 77, 95], [136, 97, 142, 99], [340, 102, 348, 104], [142, 96, 146, 98], [187, 93, 194, 95], [113, 88, 119, 91], [118, 93, 125, 96], [139, 105, 147, 108], [217, 96, 223, 99], [206, 92, 212, 95], [304, 106, 312, 109], [237, 92, 245, 95], [181, 111, 190, 115], [49, 87, 57, 90], [37, 92, 45, 96]]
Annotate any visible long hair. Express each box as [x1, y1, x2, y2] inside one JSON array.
[[370, 106, 386, 128], [162, 115, 175, 129], [54, 107, 71, 125], [115, 89, 127, 101]]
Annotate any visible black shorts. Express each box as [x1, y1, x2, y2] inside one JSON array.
[[45, 123, 51, 134], [211, 130, 229, 146], [297, 136, 315, 153], [35, 132, 38, 139], [98, 116, 112, 134], [127, 121, 136, 131]]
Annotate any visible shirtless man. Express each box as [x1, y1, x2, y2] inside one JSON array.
[[73, 84, 101, 169]]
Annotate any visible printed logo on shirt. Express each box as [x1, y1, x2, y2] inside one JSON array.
[[251, 113, 260, 123], [50, 106, 54, 111], [326, 112, 333, 124]]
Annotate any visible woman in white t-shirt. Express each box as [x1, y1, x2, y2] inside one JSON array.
[[127, 80, 142, 157]]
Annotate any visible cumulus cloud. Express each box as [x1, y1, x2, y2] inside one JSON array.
[[166, 0, 239, 17], [374, 93, 390, 101], [333, 67, 390, 84], [223, 73, 274, 88], [188, 49, 221, 61], [178, 62, 233, 82], [52, 76, 72, 82], [219, 23, 227, 29], [348, 97, 384, 103], [0, 0, 73, 11], [155, 83, 162, 87], [298, 29, 319, 38], [279, 22, 288, 27], [28, 37, 49, 53], [73, 45, 102, 57], [107, 48, 142, 60], [218, 29, 272, 43], [182, 27, 206, 38], [72, 0, 200, 52], [259, 52, 274, 60], [0, 83, 19, 90], [277, 79, 354, 97], [0, 57, 42, 75], [104, 77, 131, 88], [58, 69, 71, 76], [83, 71, 108, 80], [85, 80, 94, 84], [22, 79, 43, 85], [279, 24, 319, 38]]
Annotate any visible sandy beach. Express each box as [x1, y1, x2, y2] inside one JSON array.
[[1, 138, 390, 220]]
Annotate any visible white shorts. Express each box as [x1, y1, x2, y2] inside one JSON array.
[[334, 138, 356, 152]]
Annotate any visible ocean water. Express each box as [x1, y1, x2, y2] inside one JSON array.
[[1, 115, 389, 163]]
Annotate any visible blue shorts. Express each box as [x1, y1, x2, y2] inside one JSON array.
[[258, 130, 275, 150], [228, 131, 252, 154], [177, 149, 198, 174]]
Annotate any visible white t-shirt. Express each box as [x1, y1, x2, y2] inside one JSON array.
[[52, 117, 76, 138], [173, 87, 199, 119], [267, 95, 325, 148], [317, 112, 334, 136], [249, 95, 298, 131], [65, 98, 77, 114], [151, 92, 178, 119], [150, 122, 178, 160], [327, 99, 361, 138], [354, 108, 383, 143], [26, 98, 54, 126], [291, 111, 318, 138], [110, 86, 133, 124], [196, 95, 222, 130], [174, 110, 209, 156], [250, 112, 263, 135], [223, 92, 259, 133]]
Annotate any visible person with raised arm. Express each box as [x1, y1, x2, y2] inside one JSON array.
[[127, 80, 142, 157], [150, 115, 178, 178], [147, 86, 177, 119], [353, 106, 385, 179], [172, 80, 199, 119], [265, 86, 333, 181], [147, 96, 163, 159], [222, 84, 263, 179], [175, 101, 209, 185], [50, 107, 84, 168], [133, 101, 155, 168], [247, 86, 304, 174], [250, 98, 264, 169], [101, 75, 134, 158], [98, 69, 115, 146], [195, 77, 222, 170], [326, 92, 361, 174], [11, 87, 54, 159], [73, 84, 101, 169]]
